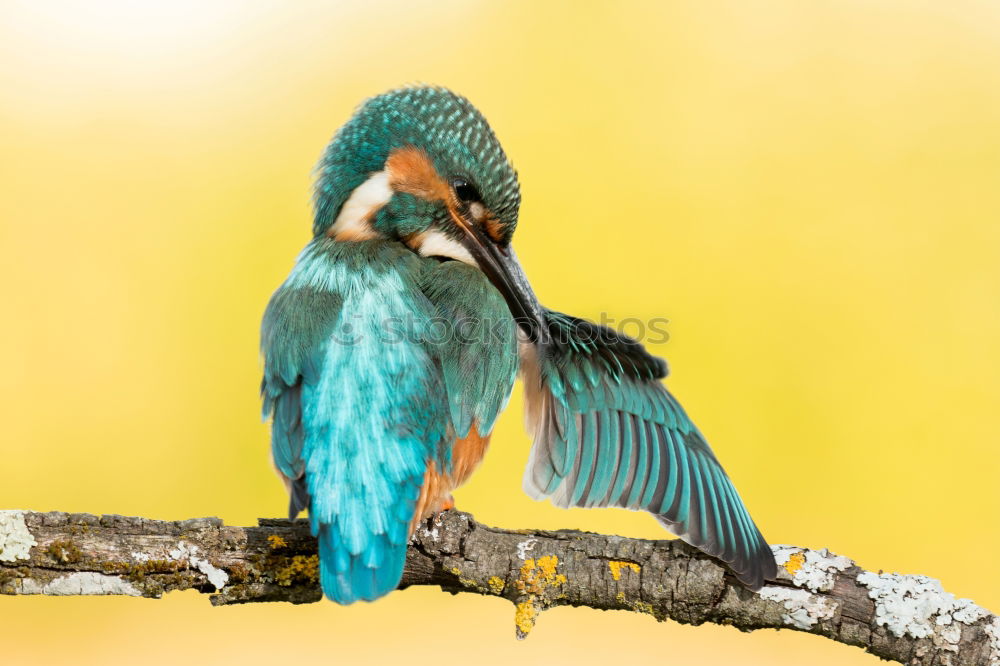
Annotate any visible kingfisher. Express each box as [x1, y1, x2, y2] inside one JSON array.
[[260, 85, 777, 604]]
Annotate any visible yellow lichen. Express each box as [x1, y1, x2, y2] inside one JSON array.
[[46, 540, 83, 564], [514, 600, 536, 638], [613, 591, 659, 618], [783, 552, 805, 575], [514, 555, 567, 596], [274, 555, 319, 586], [227, 562, 250, 584], [608, 560, 640, 581], [632, 600, 656, 616], [446, 566, 483, 591], [488, 576, 505, 594], [123, 559, 182, 585], [511, 555, 568, 638], [267, 535, 288, 550]]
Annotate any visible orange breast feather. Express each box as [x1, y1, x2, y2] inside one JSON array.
[[410, 423, 492, 534]]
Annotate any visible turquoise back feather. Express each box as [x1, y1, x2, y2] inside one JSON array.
[[262, 240, 449, 603], [262, 242, 518, 603]]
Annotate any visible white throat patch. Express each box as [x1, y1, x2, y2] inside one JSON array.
[[411, 229, 476, 265], [328, 170, 392, 240]]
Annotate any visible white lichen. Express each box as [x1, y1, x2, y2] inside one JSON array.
[[516, 538, 537, 560], [411, 523, 439, 542], [759, 585, 837, 630], [934, 623, 962, 653], [31, 572, 142, 596], [857, 571, 991, 651], [168, 542, 228, 590], [772, 545, 853, 592], [985, 617, 1000, 662], [129, 541, 228, 590], [0, 511, 37, 562], [948, 598, 990, 625]]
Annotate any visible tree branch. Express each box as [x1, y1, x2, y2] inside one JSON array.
[[0, 510, 995, 664]]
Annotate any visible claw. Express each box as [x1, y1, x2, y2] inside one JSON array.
[[440, 494, 455, 511]]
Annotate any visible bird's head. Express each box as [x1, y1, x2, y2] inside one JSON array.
[[313, 85, 547, 343]]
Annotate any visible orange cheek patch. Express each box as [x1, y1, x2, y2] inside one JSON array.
[[483, 215, 506, 243], [385, 146, 451, 202], [385, 145, 504, 244]]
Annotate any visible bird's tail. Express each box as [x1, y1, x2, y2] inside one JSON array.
[[307, 468, 424, 604]]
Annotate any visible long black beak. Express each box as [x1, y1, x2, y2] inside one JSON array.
[[456, 224, 550, 347]]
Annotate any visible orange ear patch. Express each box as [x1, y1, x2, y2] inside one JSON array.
[[385, 146, 450, 202], [386, 145, 505, 246], [482, 214, 506, 243]]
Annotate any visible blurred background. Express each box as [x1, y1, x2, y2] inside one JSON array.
[[2, 1, 1000, 663]]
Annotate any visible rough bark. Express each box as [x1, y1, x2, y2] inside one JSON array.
[[0, 510, 996, 664]]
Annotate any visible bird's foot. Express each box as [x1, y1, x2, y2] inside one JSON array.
[[439, 494, 455, 511]]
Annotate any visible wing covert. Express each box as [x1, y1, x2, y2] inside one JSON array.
[[420, 260, 518, 439], [261, 284, 343, 504]]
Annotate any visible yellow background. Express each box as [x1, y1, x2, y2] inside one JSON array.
[[2, 1, 999, 663]]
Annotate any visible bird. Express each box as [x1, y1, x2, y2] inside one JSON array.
[[260, 85, 777, 604]]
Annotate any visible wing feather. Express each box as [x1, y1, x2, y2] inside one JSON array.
[[521, 309, 777, 590], [605, 411, 633, 507]]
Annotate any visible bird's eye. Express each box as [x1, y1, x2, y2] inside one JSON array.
[[452, 179, 481, 204]]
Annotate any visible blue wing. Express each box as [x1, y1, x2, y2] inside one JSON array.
[[522, 311, 777, 589], [261, 239, 449, 604], [419, 260, 518, 438], [261, 284, 343, 517]]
